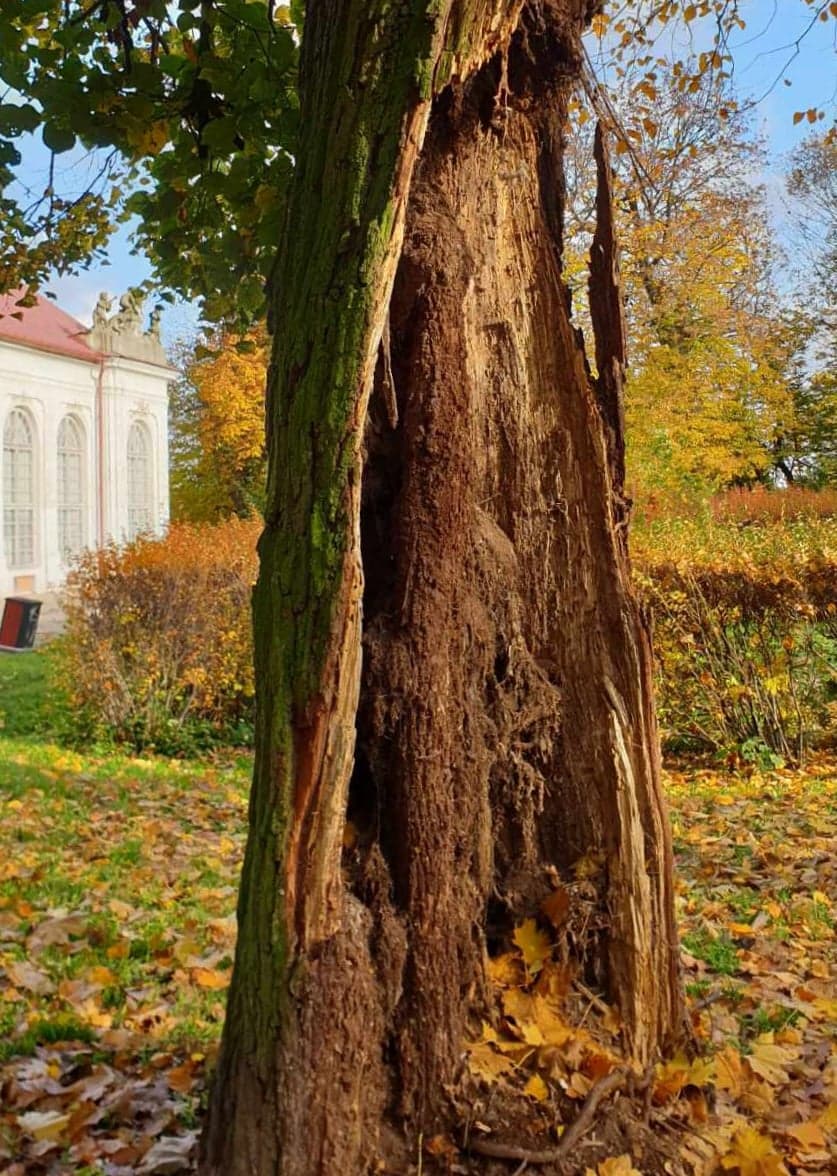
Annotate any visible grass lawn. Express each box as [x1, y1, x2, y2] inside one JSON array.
[[0, 651, 52, 739], [0, 654, 834, 1173]]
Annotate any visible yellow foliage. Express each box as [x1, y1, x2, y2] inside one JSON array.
[[173, 329, 268, 521], [720, 1127, 789, 1176]]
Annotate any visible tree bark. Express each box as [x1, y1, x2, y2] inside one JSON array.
[[201, 3, 683, 1173]]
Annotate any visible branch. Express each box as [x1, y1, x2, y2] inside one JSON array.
[[468, 1069, 628, 1167]]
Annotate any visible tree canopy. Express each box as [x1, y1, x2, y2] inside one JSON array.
[[0, 0, 299, 322], [1, 1, 833, 324]]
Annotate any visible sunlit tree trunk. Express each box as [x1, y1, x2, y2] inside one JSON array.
[[201, 3, 683, 1173]]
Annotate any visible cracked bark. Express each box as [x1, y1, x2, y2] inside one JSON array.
[[200, 3, 683, 1174]]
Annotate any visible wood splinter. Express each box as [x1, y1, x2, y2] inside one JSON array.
[[468, 1069, 628, 1167]]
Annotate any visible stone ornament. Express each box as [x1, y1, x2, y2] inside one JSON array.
[[85, 290, 167, 365]]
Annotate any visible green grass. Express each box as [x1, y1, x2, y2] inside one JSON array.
[[0, 648, 251, 1081], [681, 929, 741, 976], [0, 1015, 97, 1063], [737, 1005, 801, 1042], [0, 649, 52, 737]]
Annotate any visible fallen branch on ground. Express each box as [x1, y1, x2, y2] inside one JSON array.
[[468, 1068, 628, 1166]]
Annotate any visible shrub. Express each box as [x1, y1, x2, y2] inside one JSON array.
[[54, 518, 260, 754], [711, 486, 837, 525], [635, 516, 837, 762]]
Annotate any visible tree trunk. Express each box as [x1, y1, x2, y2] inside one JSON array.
[[201, 3, 683, 1173]]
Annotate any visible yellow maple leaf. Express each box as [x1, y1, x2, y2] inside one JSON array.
[[714, 1046, 744, 1096], [512, 919, 551, 975], [531, 994, 575, 1046], [585, 1154, 643, 1176], [812, 996, 837, 1020], [487, 951, 525, 989], [524, 1073, 549, 1102], [785, 1120, 826, 1151], [745, 1035, 797, 1086], [653, 1052, 692, 1103], [467, 1040, 516, 1084], [721, 1127, 789, 1176]]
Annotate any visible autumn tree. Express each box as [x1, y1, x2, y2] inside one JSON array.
[[776, 130, 837, 487], [2, 2, 834, 1173], [170, 330, 268, 521], [787, 129, 837, 294], [564, 66, 797, 504]]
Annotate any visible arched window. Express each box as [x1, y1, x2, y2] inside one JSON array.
[[127, 421, 153, 540], [3, 408, 36, 569], [57, 415, 86, 562]]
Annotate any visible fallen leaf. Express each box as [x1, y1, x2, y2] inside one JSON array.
[[524, 1073, 549, 1101], [586, 1152, 642, 1175], [26, 913, 87, 952], [85, 964, 117, 985], [467, 1040, 516, 1083], [166, 1062, 196, 1094], [654, 1053, 691, 1103], [17, 1111, 70, 1142], [5, 960, 55, 996], [424, 1134, 459, 1159], [714, 1047, 745, 1097], [784, 1120, 826, 1150], [486, 952, 525, 988], [541, 887, 570, 929], [513, 919, 551, 976], [136, 1133, 197, 1174], [746, 1037, 797, 1087], [191, 966, 230, 990], [720, 1126, 789, 1176]]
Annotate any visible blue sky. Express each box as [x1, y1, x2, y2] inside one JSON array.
[[15, 0, 837, 345]]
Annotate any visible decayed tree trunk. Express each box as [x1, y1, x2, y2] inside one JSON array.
[[201, 2, 683, 1174]]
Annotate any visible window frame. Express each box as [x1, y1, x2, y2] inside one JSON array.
[[57, 414, 86, 563], [3, 406, 37, 571], [126, 419, 154, 541]]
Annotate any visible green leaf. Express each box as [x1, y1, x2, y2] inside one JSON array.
[[200, 117, 240, 154], [0, 103, 40, 134], [42, 123, 76, 154]]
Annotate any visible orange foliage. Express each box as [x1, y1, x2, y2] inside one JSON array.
[[55, 519, 261, 752], [712, 486, 837, 525]]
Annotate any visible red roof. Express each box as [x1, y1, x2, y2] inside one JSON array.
[[0, 289, 101, 364]]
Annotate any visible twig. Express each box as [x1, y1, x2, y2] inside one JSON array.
[[468, 1069, 627, 1166], [573, 979, 611, 1016], [692, 990, 727, 1013]]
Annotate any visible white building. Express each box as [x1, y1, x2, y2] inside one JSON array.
[[0, 289, 175, 598]]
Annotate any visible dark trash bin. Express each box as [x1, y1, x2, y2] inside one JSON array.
[[0, 597, 42, 651]]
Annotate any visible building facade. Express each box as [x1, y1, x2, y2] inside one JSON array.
[[0, 290, 175, 598]]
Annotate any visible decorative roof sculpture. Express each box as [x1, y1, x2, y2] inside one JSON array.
[[85, 289, 168, 365], [0, 288, 169, 367]]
